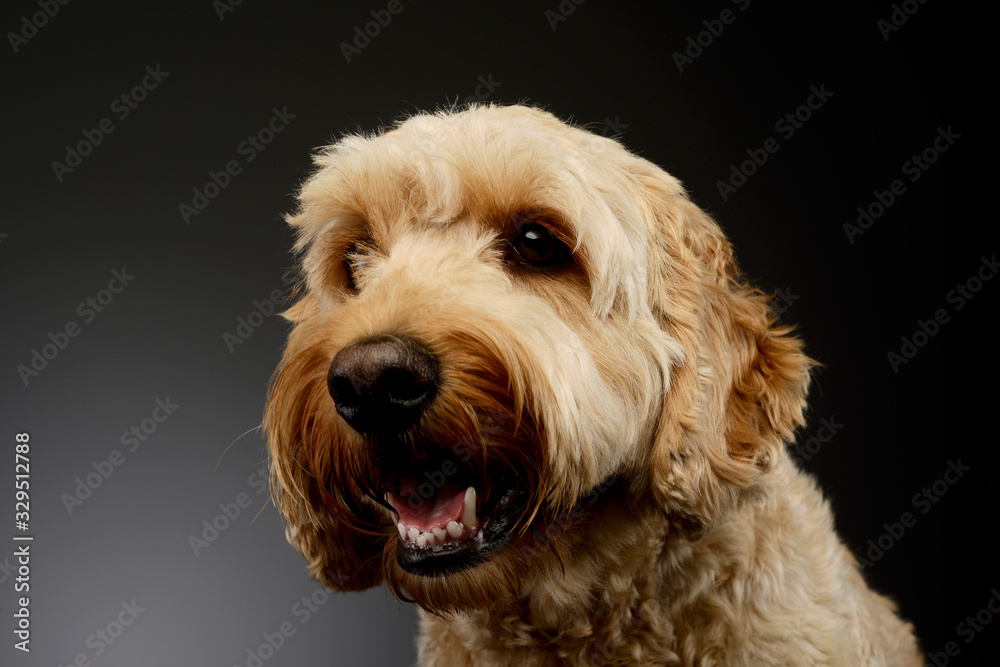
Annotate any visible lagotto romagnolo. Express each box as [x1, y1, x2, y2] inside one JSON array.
[[265, 104, 922, 665]]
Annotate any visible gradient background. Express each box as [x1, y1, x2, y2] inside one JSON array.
[[1, 1, 991, 666]]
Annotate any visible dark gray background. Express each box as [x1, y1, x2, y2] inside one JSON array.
[[1, 1, 991, 666]]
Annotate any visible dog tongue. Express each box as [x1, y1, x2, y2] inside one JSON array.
[[395, 477, 467, 532]]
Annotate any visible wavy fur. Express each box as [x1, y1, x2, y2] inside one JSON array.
[[266, 104, 921, 665]]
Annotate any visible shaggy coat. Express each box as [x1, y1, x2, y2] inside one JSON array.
[[266, 105, 922, 665]]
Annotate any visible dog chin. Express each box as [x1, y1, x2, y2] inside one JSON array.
[[386, 519, 526, 611]]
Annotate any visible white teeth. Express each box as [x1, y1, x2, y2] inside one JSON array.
[[395, 487, 480, 546], [462, 487, 478, 528]]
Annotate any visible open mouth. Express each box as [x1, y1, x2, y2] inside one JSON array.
[[383, 462, 528, 576]]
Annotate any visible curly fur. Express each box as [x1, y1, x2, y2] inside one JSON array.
[[265, 104, 922, 665]]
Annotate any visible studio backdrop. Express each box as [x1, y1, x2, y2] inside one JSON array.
[[1, 2, 988, 666]]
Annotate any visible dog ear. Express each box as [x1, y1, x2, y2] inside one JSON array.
[[266, 294, 385, 592], [275, 504, 385, 593], [634, 164, 812, 532]]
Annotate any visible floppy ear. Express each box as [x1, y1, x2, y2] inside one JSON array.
[[633, 164, 812, 532], [266, 294, 385, 592], [277, 508, 385, 592]]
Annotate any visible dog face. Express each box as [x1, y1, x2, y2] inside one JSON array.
[[266, 105, 811, 614]]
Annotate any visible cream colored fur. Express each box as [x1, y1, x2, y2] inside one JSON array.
[[266, 104, 922, 665]]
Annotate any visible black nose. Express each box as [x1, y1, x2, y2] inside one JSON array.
[[327, 336, 438, 434]]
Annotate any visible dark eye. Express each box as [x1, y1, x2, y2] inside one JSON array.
[[344, 244, 369, 292], [510, 221, 570, 268]]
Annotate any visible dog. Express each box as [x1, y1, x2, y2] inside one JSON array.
[[265, 104, 922, 665]]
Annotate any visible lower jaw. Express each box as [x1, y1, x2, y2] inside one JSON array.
[[395, 487, 524, 576], [396, 528, 490, 576]]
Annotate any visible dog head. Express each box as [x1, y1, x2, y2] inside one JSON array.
[[266, 104, 811, 613]]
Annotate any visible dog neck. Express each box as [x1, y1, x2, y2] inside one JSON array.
[[417, 481, 681, 664], [415, 455, 901, 665]]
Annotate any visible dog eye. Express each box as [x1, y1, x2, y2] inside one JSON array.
[[510, 222, 570, 268], [344, 245, 369, 292], [344, 257, 358, 292]]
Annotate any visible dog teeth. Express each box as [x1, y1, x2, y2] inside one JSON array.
[[462, 487, 478, 528], [393, 488, 481, 547], [399, 521, 470, 545]]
